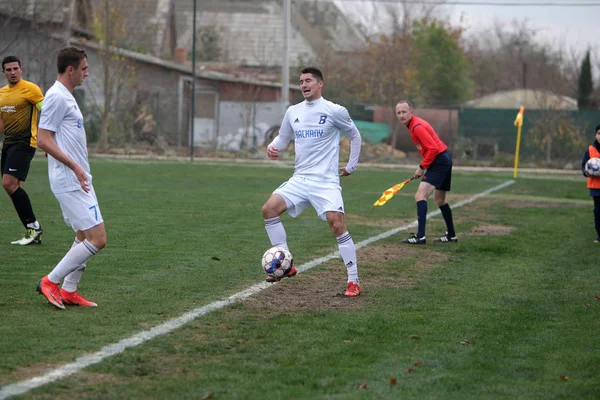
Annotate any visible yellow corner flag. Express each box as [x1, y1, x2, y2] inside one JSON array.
[[373, 178, 413, 207], [514, 105, 524, 127], [513, 106, 525, 179]]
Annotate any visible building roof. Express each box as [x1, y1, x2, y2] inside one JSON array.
[[74, 38, 300, 91], [173, 0, 365, 67], [0, 0, 365, 68], [0, 0, 65, 24], [465, 89, 578, 111]]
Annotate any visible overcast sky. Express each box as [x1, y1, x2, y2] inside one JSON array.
[[334, 0, 600, 60], [444, 1, 600, 55]]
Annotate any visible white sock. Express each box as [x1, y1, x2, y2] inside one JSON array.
[[48, 240, 98, 284], [26, 221, 40, 230], [62, 239, 87, 292], [265, 217, 288, 249], [337, 231, 358, 283]]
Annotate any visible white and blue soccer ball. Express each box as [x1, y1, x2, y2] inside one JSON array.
[[585, 157, 600, 177], [262, 246, 293, 278]]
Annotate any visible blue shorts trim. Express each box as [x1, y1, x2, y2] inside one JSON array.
[[422, 152, 452, 191]]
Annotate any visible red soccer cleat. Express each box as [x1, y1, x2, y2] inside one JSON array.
[[344, 281, 361, 297], [37, 276, 65, 309], [60, 289, 98, 307]]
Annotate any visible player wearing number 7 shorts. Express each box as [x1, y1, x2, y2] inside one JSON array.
[[35, 47, 107, 309]]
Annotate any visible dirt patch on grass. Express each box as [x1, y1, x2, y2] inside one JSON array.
[[244, 218, 516, 314], [345, 213, 414, 227], [243, 244, 450, 313], [465, 223, 515, 236], [243, 262, 369, 313]]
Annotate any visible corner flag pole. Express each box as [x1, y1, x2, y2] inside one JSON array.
[[190, 0, 197, 162], [513, 105, 525, 179]]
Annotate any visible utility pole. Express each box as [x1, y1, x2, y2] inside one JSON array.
[[190, 0, 197, 162], [63, 0, 74, 46], [281, 0, 291, 117]]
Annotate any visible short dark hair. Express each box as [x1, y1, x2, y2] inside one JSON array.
[[396, 100, 414, 109], [595, 124, 600, 133], [57, 46, 87, 74], [2, 56, 21, 71], [300, 67, 323, 81]]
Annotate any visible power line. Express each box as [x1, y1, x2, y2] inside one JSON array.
[[333, 0, 600, 6]]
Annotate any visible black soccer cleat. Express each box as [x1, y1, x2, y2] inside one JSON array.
[[402, 233, 426, 245], [434, 232, 458, 243]]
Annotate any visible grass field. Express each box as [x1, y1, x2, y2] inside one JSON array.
[[1, 158, 599, 399]]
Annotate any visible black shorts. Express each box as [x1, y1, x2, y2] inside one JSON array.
[[1, 142, 36, 182], [422, 151, 452, 191]]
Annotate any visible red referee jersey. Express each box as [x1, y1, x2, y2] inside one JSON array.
[[406, 116, 447, 169]]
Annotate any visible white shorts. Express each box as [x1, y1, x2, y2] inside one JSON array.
[[54, 185, 104, 232], [273, 175, 345, 221]]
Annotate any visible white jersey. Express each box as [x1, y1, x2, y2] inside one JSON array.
[[271, 97, 361, 183], [39, 81, 91, 194]]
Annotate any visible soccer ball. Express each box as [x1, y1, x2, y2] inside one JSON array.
[[585, 157, 600, 177], [261, 246, 293, 278]]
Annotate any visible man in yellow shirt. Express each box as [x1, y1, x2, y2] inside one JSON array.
[[0, 56, 44, 245]]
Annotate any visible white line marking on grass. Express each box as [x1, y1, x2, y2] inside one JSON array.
[[0, 179, 514, 399]]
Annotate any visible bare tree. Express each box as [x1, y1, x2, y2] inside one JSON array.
[[0, 0, 66, 90], [90, 0, 150, 152], [464, 20, 572, 98]]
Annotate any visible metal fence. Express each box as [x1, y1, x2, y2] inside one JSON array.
[[457, 108, 600, 167]]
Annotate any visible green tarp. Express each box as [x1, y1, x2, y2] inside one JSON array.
[[353, 120, 390, 143]]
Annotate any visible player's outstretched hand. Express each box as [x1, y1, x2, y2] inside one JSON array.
[[339, 167, 351, 177], [267, 145, 279, 160]]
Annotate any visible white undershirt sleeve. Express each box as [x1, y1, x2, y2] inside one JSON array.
[[269, 107, 294, 151], [332, 105, 362, 174], [344, 125, 362, 174]]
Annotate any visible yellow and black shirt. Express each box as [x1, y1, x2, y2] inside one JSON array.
[[0, 79, 44, 147]]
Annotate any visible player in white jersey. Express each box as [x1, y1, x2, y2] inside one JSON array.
[[262, 67, 363, 297], [35, 47, 106, 309]]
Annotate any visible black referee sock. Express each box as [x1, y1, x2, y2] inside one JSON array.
[[416, 200, 427, 238], [439, 203, 456, 238], [10, 187, 37, 228]]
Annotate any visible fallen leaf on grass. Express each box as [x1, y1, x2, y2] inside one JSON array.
[[460, 340, 471, 345], [595, 296, 600, 301], [406, 368, 414, 373], [390, 377, 397, 385], [408, 334, 421, 340], [343, 339, 353, 343], [414, 360, 423, 366], [202, 392, 214, 399], [585, 304, 591, 308], [358, 383, 367, 389], [560, 376, 568, 381]]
